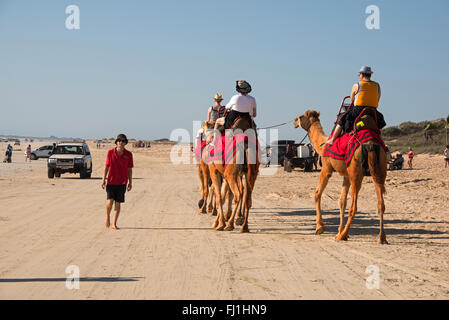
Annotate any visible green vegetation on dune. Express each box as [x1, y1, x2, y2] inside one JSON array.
[[383, 116, 449, 154]]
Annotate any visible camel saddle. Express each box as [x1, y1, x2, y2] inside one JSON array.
[[352, 108, 380, 135], [323, 128, 385, 167]]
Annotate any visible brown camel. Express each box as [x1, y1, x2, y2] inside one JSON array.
[[198, 121, 232, 217], [202, 119, 259, 232], [294, 110, 388, 244], [197, 149, 217, 215]]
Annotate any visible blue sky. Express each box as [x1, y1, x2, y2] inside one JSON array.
[[0, 0, 448, 141]]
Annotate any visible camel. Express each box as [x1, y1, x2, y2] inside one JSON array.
[[197, 144, 216, 215], [197, 122, 231, 217], [294, 110, 388, 244], [202, 119, 260, 232]]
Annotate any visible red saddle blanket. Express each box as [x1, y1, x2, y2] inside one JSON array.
[[205, 133, 260, 168], [323, 129, 385, 165], [194, 140, 207, 163]]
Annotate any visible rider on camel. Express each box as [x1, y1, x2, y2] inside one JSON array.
[[223, 80, 257, 129], [208, 93, 226, 122], [326, 66, 386, 145]]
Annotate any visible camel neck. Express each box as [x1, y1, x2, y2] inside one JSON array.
[[308, 121, 328, 156]]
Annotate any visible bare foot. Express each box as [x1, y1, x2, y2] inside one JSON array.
[[112, 225, 120, 230], [105, 217, 110, 228]]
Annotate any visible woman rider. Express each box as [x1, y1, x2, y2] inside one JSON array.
[[208, 93, 226, 122], [326, 66, 386, 145], [196, 93, 226, 142]]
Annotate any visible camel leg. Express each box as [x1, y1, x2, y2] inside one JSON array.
[[314, 165, 333, 235], [246, 163, 259, 209], [200, 168, 209, 214], [375, 183, 388, 244], [336, 174, 362, 241], [337, 177, 350, 235], [210, 169, 226, 230], [223, 181, 233, 221], [207, 183, 214, 213], [198, 166, 206, 212], [240, 174, 251, 233], [236, 162, 258, 226], [235, 176, 244, 226], [224, 175, 242, 231]]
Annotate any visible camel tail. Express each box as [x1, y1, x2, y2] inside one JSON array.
[[365, 143, 386, 195]]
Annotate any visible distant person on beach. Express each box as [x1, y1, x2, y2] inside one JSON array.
[[407, 147, 415, 169], [6, 144, 13, 163], [444, 145, 449, 168], [101, 134, 134, 230], [25, 144, 31, 162]]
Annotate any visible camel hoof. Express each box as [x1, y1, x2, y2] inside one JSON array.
[[207, 206, 214, 213], [315, 226, 325, 235], [216, 225, 225, 231], [239, 226, 249, 233], [335, 234, 348, 241], [377, 235, 389, 245], [235, 217, 244, 226], [198, 199, 204, 209], [224, 225, 234, 231], [211, 211, 217, 216]]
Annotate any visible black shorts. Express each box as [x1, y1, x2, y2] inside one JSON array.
[[224, 110, 253, 129], [106, 184, 126, 203], [337, 106, 386, 134]]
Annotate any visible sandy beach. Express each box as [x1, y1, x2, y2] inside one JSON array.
[[0, 141, 448, 299]]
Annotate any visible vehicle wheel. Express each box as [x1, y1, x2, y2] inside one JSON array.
[[30, 153, 37, 160], [55, 172, 61, 178], [48, 168, 55, 179], [284, 159, 293, 172], [304, 160, 313, 172], [80, 167, 88, 179]]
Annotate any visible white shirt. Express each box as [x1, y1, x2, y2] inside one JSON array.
[[225, 94, 257, 117]]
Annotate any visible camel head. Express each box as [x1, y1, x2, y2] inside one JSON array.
[[294, 110, 321, 131], [202, 121, 216, 143]]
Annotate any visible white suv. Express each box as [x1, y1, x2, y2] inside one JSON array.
[[47, 142, 93, 179], [30, 145, 54, 160]]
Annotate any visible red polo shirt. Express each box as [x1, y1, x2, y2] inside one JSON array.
[[105, 148, 134, 185]]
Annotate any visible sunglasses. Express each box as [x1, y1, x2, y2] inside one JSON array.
[[117, 139, 128, 143]]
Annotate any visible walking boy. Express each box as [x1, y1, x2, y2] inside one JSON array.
[[101, 134, 133, 230]]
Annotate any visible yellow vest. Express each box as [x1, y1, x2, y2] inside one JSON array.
[[355, 81, 380, 108]]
